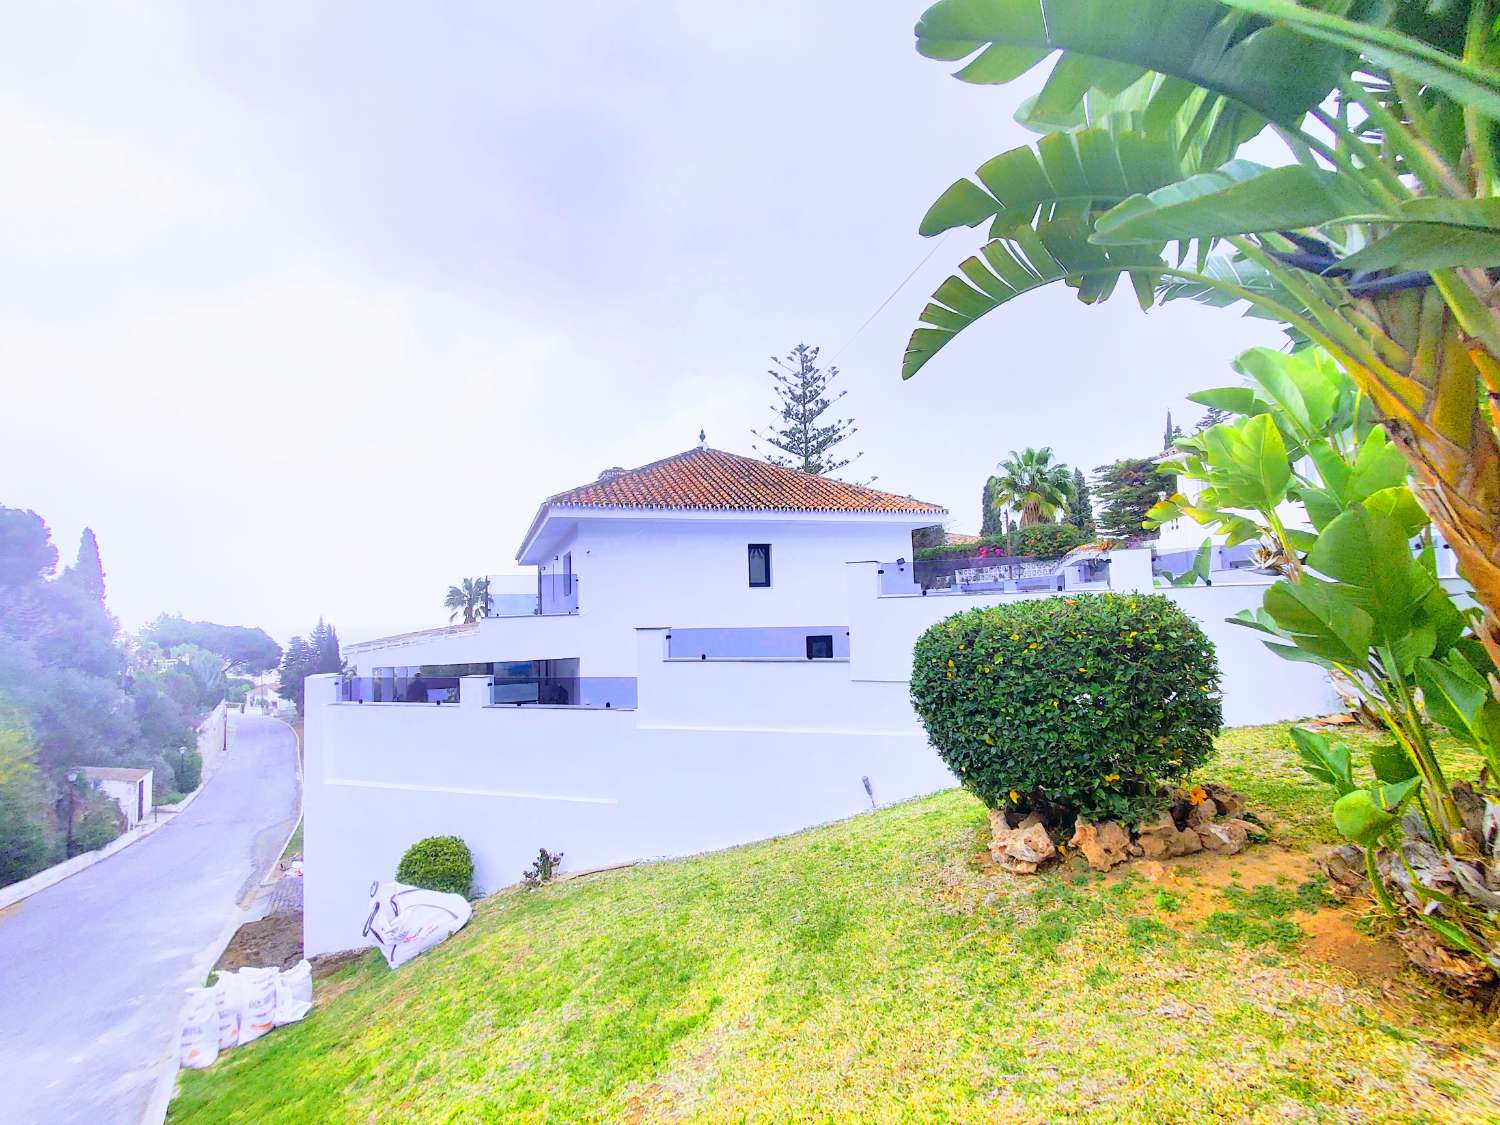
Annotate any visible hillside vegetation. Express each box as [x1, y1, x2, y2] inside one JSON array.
[[173, 726, 1499, 1123]]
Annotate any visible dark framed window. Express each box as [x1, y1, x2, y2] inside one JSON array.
[[805, 634, 833, 660], [747, 543, 771, 587]]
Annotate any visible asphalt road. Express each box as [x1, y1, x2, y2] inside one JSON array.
[[0, 716, 300, 1125]]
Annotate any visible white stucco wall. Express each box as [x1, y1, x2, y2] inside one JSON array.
[[303, 655, 954, 955], [95, 776, 150, 829]]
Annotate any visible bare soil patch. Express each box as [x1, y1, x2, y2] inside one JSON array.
[[214, 911, 303, 973]]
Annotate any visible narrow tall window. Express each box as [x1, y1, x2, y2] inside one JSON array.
[[748, 543, 771, 587]]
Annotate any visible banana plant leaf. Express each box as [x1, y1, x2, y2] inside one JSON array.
[[919, 127, 1189, 237], [1231, 346, 1343, 438], [1416, 656, 1500, 770], [1218, 0, 1500, 121], [1332, 776, 1422, 845], [1303, 503, 1426, 641], [1290, 726, 1356, 794], [902, 218, 1165, 378], [914, 0, 1347, 125], [1260, 576, 1373, 667], [1335, 224, 1500, 272], [1369, 740, 1418, 784], [1092, 162, 1381, 244]]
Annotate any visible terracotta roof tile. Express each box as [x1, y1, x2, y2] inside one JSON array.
[[543, 447, 945, 515]]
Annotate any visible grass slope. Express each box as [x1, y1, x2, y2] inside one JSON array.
[[173, 725, 1499, 1123]]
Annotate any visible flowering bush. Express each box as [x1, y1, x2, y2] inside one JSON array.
[[910, 593, 1221, 825]]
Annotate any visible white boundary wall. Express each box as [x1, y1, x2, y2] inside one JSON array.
[[305, 547, 1443, 955], [303, 655, 952, 954]]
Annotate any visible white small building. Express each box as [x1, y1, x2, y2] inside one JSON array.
[[78, 767, 152, 829]]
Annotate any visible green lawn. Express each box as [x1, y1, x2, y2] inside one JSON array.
[[172, 725, 1498, 1123]]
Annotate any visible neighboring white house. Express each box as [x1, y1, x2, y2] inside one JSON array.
[[304, 439, 1439, 955], [78, 767, 152, 830]]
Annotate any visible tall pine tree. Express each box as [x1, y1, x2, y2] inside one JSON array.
[[751, 343, 862, 476]]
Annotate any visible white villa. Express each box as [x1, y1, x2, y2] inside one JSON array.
[[302, 440, 1382, 955]]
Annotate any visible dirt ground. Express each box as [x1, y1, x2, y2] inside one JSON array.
[[214, 911, 304, 973]]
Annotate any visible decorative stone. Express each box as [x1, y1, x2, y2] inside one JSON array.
[[1137, 860, 1169, 883], [990, 810, 1054, 872], [1137, 812, 1201, 860], [1204, 783, 1246, 819], [1186, 798, 1220, 828], [1219, 817, 1267, 842], [1069, 817, 1131, 871], [1195, 820, 1249, 855]]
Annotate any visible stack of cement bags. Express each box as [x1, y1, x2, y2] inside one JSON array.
[[179, 960, 313, 1069]]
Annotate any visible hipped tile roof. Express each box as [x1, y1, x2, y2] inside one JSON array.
[[542, 447, 945, 515]]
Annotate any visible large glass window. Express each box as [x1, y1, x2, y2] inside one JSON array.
[[748, 543, 771, 587]]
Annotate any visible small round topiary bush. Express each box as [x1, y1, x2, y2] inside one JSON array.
[[911, 592, 1222, 826], [396, 835, 474, 896]]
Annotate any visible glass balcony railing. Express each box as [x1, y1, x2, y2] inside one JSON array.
[[340, 676, 460, 704], [537, 572, 579, 615], [488, 676, 636, 709]]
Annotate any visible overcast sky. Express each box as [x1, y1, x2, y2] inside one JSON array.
[[2, 2, 1279, 645]]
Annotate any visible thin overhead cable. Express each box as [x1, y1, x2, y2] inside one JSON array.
[[830, 231, 953, 362]]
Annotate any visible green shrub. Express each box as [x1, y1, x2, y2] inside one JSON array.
[[910, 593, 1221, 826], [913, 523, 1086, 561], [396, 835, 474, 896], [171, 748, 203, 793], [0, 783, 51, 886], [1009, 522, 1086, 558], [71, 807, 121, 855]]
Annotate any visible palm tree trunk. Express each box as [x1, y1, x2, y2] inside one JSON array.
[[1365, 296, 1500, 673], [1387, 416, 1500, 671]]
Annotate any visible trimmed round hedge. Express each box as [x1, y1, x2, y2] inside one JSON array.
[[911, 592, 1221, 826], [396, 834, 474, 896]]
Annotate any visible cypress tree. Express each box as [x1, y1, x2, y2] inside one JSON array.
[[1067, 468, 1094, 534], [62, 528, 106, 601]]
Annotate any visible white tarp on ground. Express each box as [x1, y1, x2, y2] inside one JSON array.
[[361, 881, 472, 969]]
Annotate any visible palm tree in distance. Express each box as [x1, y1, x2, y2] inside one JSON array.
[[444, 577, 489, 624], [989, 448, 1074, 527]]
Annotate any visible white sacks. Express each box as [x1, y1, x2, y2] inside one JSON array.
[[211, 972, 242, 1050], [274, 959, 313, 1026], [235, 967, 278, 1045], [362, 881, 472, 969], [187, 961, 313, 1070], [178, 987, 219, 1070]]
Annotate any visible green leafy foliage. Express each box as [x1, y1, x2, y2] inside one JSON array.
[[913, 522, 1086, 560], [170, 748, 203, 794], [910, 593, 1221, 825], [71, 806, 121, 855], [144, 615, 282, 674], [396, 835, 475, 897], [1093, 456, 1175, 539]]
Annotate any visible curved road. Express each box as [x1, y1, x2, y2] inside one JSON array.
[[0, 716, 299, 1125]]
